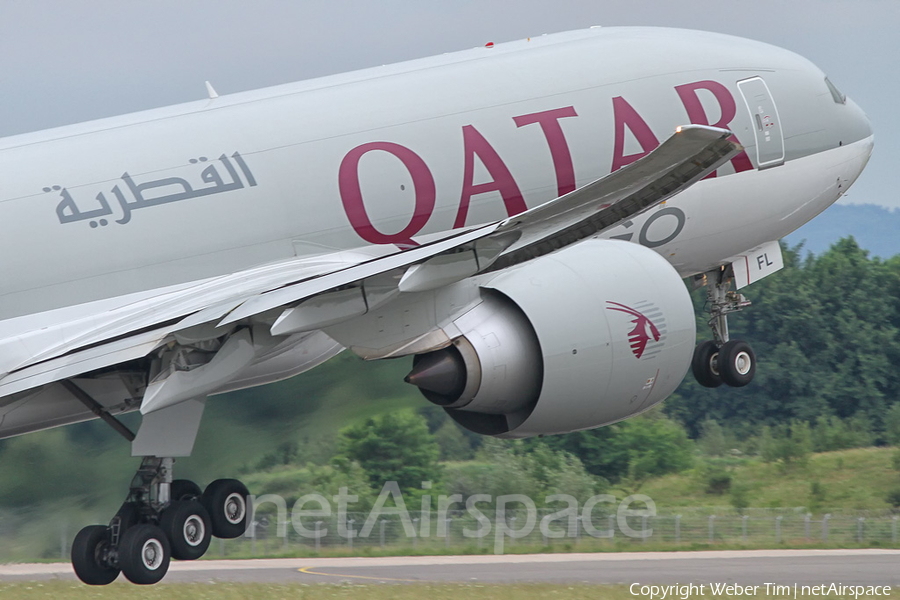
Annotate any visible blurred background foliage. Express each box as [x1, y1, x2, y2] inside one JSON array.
[[2, 237, 900, 559]]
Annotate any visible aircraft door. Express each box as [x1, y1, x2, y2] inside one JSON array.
[[738, 76, 785, 168]]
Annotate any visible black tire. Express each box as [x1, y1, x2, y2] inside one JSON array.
[[118, 524, 170, 585], [112, 501, 142, 532], [691, 340, 723, 388], [718, 340, 756, 387], [201, 479, 251, 539], [71, 525, 119, 585], [171, 479, 202, 502], [161, 500, 212, 560]]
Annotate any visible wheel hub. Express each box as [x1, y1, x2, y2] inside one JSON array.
[[734, 351, 752, 375], [709, 352, 720, 376], [224, 493, 246, 525], [141, 539, 164, 571], [183, 516, 206, 547]]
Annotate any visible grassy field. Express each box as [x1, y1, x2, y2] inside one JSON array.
[[195, 446, 900, 560], [638, 447, 899, 512], [199, 535, 896, 563], [5, 447, 897, 565], [0, 583, 620, 600], [3, 582, 894, 600], [242, 446, 900, 516]]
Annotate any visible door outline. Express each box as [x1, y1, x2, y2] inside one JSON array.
[[737, 76, 785, 169]]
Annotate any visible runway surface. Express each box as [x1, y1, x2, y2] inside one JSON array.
[[2, 549, 899, 585]]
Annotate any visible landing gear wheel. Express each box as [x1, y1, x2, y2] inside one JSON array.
[[72, 525, 119, 585], [118, 524, 171, 585], [718, 340, 756, 387], [171, 479, 202, 502], [691, 340, 723, 388], [113, 501, 142, 531], [161, 500, 212, 560], [201, 479, 250, 539]]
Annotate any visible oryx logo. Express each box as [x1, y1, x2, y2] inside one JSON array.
[[606, 301, 664, 359]]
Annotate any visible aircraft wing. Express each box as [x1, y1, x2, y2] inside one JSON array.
[[218, 125, 740, 322], [0, 125, 740, 404], [486, 124, 741, 271]]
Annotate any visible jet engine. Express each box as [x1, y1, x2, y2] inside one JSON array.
[[405, 240, 696, 438]]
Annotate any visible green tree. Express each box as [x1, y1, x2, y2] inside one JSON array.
[[247, 461, 378, 512], [444, 440, 542, 502], [759, 421, 811, 467], [520, 443, 602, 500], [846, 413, 874, 447], [443, 440, 603, 505], [617, 413, 695, 482], [433, 421, 476, 461], [885, 404, 900, 446], [698, 418, 728, 456], [705, 467, 732, 495], [537, 412, 693, 483], [759, 426, 777, 463], [808, 480, 827, 512], [665, 238, 900, 437], [537, 426, 630, 482], [886, 487, 900, 509], [811, 415, 871, 452], [730, 480, 750, 514], [335, 410, 441, 494]]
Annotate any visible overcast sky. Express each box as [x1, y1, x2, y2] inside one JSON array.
[[1, 1, 896, 207]]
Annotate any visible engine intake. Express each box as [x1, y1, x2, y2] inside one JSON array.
[[406, 291, 542, 413]]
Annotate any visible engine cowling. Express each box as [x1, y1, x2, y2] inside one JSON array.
[[406, 239, 696, 438]]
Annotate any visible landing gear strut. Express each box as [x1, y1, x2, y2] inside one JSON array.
[[67, 393, 250, 585], [71, 456, 250, 585], [691, 266, 756, 388]]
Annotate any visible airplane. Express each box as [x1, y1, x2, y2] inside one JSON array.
[[0, 26, 872, 584]]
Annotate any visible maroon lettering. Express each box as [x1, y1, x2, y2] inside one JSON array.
[[339, 142, 435, 245], [674, 80, 754, 175], [611, 96, 661, 172], [513, 106, 579, 196], [454, 125, 527, 228]]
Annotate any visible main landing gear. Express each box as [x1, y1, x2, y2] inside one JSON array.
[[71, 457, 250, 585], [63, 392, 251, 585], [691, 267, 756, 388]]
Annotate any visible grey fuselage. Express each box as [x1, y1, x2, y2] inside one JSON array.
[[0, 27, 873, 322]]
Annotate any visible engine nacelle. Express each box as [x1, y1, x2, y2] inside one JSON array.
[[406, 240, 695, 438]]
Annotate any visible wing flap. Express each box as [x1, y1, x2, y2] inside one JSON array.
[[0, 328, 169, 399], [216, 223, 501, 326], [1, 252, 368, 376]]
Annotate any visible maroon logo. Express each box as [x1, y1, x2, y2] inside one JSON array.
[[606, 301, 661, 359], [339, 78, 753, 247]]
